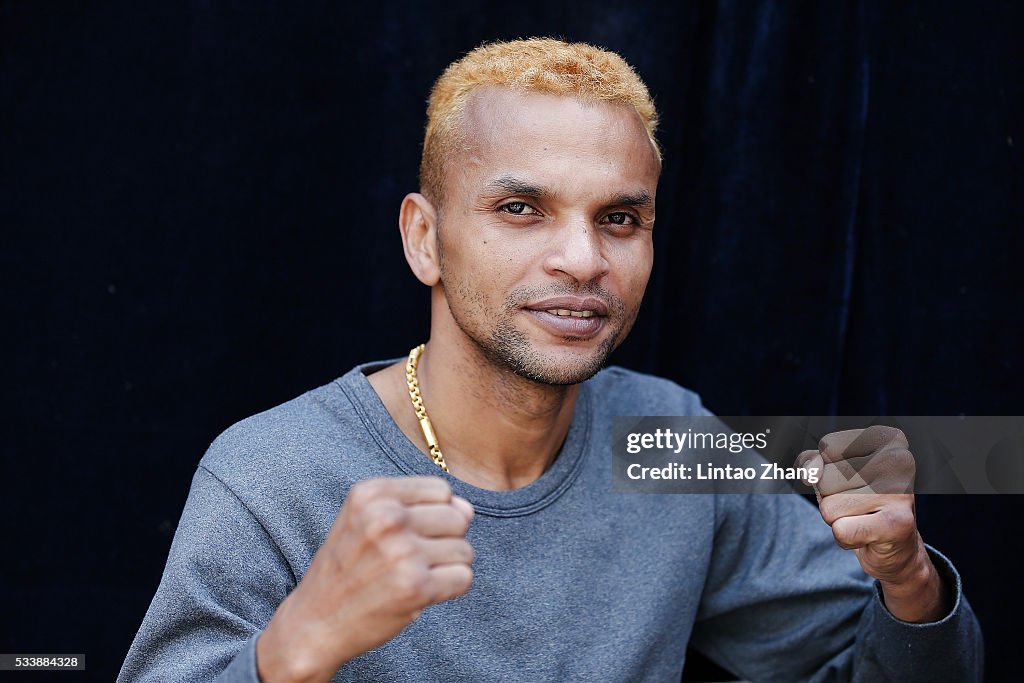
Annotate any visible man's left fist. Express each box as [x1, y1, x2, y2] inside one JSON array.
[[797, 425, 949, 622]]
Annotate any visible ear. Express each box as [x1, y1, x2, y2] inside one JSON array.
[[399, 193, 441, 286]]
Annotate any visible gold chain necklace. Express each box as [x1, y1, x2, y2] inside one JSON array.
[[405, 343, 449, 472]]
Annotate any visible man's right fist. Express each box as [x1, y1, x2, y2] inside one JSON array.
[[257, 476, 475, 683]]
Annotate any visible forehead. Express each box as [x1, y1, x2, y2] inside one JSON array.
[[453, 87, 661, 197]]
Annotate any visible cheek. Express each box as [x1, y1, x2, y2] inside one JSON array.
[[442, 231, 525, 296], [610, 239, 654, 294]]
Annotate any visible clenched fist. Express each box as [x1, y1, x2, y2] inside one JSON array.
[[257, 476, 475, 682], [797, 426, 950, 623]]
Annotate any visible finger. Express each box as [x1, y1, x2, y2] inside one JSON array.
[[795, 449, 820, 468], [831, 514, 884, 550], [419, 536, 475, 567], [793, 451, 824, 501], [814, 449, 915, 496], [356, 499, 411, 541], [359, 476, 453, 505], [406, 503, 473, 537], [818, 426, 908, 462], [830, 504, 916, 551], [451, 496, 475, 524], [426, 564, 474, 603], [818, 490, 893, 525], [795, 451, 823, 483]]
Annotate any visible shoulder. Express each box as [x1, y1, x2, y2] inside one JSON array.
[[196, 363, 393, 502], [198, 380, 349, 481], [585, 365, 712, 417]]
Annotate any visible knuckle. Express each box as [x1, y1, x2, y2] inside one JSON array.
[[831, 523, 853, 548], [864, 425, 888, 439], [453, 508, 472, 535], [382, 536, 418, 563], [392, 565, 430, 604], [892, 448, 916, 476], [795, 450, 817, 468], [889, 505, 916, 538], [432, 478, 453, 497], [459, 540, 475, 565], [347, 479, 383, 509], [831, 516, 870, 549], [363, 504, 408, 540], [428, 505, 470, 535], [819, 498, 840, 525], [880, 508, 900, 532], [819, 429, 861, 457], [439, 565, 473, 600], [869, 425, 908, 451], [454, 565, 474, 593], [414, 476, 452, 500], [345, 485, 368, 510]]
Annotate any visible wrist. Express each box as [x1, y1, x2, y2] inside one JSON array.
[[256, 594, 341, 683], [879, 546, 950, 623]]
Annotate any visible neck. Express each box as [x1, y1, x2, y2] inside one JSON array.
[[416, 336, 580, 489], [368, 331, 582, 492]]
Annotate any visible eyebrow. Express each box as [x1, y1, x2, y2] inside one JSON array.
[[483, 175, 550, 199], [482, 175, 653, 209], [612, 191, 654, 209]]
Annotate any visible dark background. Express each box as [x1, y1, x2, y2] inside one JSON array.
[[1, 1, 1021, 681]]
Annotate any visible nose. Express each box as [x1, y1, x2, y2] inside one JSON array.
[[542, 217, 611, 284]]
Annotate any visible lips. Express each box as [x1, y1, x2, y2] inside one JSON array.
[[545, 308, 596, 318], [525, 297, 610, 316], [522, 297, 609, 339]]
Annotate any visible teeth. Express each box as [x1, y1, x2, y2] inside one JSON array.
[[545, 309, 595, 318]]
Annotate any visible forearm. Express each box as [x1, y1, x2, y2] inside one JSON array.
[[255, 589, 361, 683], [878, 541, 952, 623]]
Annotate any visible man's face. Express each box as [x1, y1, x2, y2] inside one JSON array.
[[434, 87, 660, 385]]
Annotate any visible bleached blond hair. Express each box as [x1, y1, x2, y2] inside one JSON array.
[[420, 37, 661, 206]]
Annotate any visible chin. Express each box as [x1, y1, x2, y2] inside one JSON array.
[[515, 364, 605, 386], [489, 326, 617, 386]]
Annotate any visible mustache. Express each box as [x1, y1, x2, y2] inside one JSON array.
[[505, 283, 623, 314]]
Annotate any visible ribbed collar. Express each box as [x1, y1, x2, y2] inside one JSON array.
[[335, 358, 592, 518]]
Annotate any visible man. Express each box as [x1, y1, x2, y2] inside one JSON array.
[[119, 39, 982, 682]]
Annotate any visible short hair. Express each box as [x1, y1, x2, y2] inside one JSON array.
[[419, 37, 661, 206]]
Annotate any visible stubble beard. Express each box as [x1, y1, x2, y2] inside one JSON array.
[[487, 311, 622, 385], [445, 275, 634, 386], [435, 225, 638, 386]]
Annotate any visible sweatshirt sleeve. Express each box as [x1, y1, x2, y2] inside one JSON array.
[[117, 466, 295, 682], [851, 544, 983, 681], [688, 493, 983, 682]]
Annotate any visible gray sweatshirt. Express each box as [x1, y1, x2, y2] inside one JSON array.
[[118, 361, 983, 682]]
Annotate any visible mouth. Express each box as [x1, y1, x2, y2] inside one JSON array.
[[524, 296, 610, 316], [543, 308, 596, 318], [522, 297, 610, 340]]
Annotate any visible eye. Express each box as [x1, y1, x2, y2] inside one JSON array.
[[500, 201, 530, 215], [604, 212, 637, 226]]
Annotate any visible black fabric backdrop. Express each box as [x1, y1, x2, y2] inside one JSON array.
[[1, 2, 1021, 681]]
